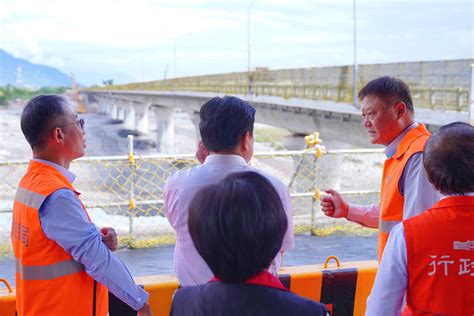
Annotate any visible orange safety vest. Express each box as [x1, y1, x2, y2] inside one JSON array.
[[11, 160, 108, 316], [378, 124, 430, 261], [403, 196, 474, 316]]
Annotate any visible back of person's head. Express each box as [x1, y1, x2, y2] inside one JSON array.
[[358, 76, 414, 114], [423, 122, 474, 195], [188, 171, 287, 283], [21, 95, 68, 149], [199, 96, 256, 152]]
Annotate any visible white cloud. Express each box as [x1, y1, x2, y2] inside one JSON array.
[[0, 0, 470, 85]]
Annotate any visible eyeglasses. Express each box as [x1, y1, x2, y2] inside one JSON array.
[[57, 118, 85, 130]]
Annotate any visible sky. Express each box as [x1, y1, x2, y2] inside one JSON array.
[[0, 0, 472, 86]]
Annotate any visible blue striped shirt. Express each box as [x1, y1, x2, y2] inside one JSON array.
[[35, 159, 148, 311]]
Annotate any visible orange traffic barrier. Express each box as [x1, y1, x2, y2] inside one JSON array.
[[1, 258, 378, 316]]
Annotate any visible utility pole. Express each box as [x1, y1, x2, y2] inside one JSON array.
[[174, 34, 191, 79], [353, 0, 359, 108], [247, 0, 257, 95], [174, 39, 178, 79], [163, 64, 169, 81], [470, 63, 474, 125]]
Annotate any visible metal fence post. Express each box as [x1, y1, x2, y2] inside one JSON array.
[[303, 132, 324, 234], [128, 135, 136, 247], [311, 151, 318, 234]]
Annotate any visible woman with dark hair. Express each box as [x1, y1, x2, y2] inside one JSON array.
[[367, 122, 474, 316], [170, 171, 328, 315]]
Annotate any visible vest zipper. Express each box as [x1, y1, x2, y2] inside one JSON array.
[[92, 280, 97, 316]]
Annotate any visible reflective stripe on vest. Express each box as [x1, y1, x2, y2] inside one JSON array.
[[15, 187, 47, 209], [13, 160, 109, 316], [379, 219, 401, 233], [16, 258, 84, 281]]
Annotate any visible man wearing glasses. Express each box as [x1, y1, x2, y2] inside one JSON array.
[[320, 77, 442, 313], [12, 95, 152, 316]]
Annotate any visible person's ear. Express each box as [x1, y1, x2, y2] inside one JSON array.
[[394, 101, 406, 119], [240, 131, 252, 152], [51, 127, 65, 144]]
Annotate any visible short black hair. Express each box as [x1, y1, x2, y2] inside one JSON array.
[[358, 76, 414, 113], [188, 171, 287, 283], [199, 96, 256, 152], [423, 122, 474, 195], [21, 95, 69, 149]]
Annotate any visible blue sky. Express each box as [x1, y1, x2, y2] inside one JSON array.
[[0, 0, 472, 86]]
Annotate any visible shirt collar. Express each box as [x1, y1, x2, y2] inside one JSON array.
[[384, 122, 418, 158], [33, 159, 76, 183], [441, 192, 474, 200], [210, 270, 288, 292], [203, 154, 249, 167]]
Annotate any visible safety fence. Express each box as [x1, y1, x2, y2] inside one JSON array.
[[96, 59, 472, 111], [0, 147, 385, 256]]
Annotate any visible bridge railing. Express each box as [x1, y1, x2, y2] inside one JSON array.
[[95, 59, 471, 111], [0, 148, 385, 255]]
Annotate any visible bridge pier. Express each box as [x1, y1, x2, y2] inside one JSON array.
[[98, 102, 107, 114], [101, 99, 113, 118], [117, 106, 125, 121], [136, 112, 149, 134], [152, 106, 175, 153], [124, 106, 136, 130], [96, 97, 108, 114], [134, 104, 150, 134], [189, 111, 201, 150], [110, 104, 118, 120]]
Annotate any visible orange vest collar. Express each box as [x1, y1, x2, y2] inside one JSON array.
[[431, 196, 474, 209], [28, 160, 81, 195], [392, 124, 429, 160]]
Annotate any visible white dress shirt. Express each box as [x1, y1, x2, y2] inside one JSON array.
[[164, 154, 295, 286]]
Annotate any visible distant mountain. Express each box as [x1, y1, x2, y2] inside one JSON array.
[[0, 49, 71, 88]]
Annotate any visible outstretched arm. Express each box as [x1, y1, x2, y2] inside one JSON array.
[[320, 189, 379, 228]]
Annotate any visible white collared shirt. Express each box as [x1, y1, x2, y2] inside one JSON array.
[[164, 154, 295, 286], [34, 158, 76, 183]]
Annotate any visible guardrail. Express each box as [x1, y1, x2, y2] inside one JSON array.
[[0, 147, 385, 255], [92, 59, 472, 111]]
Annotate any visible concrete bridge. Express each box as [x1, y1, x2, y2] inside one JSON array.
[[81, 59, 472, 152]]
